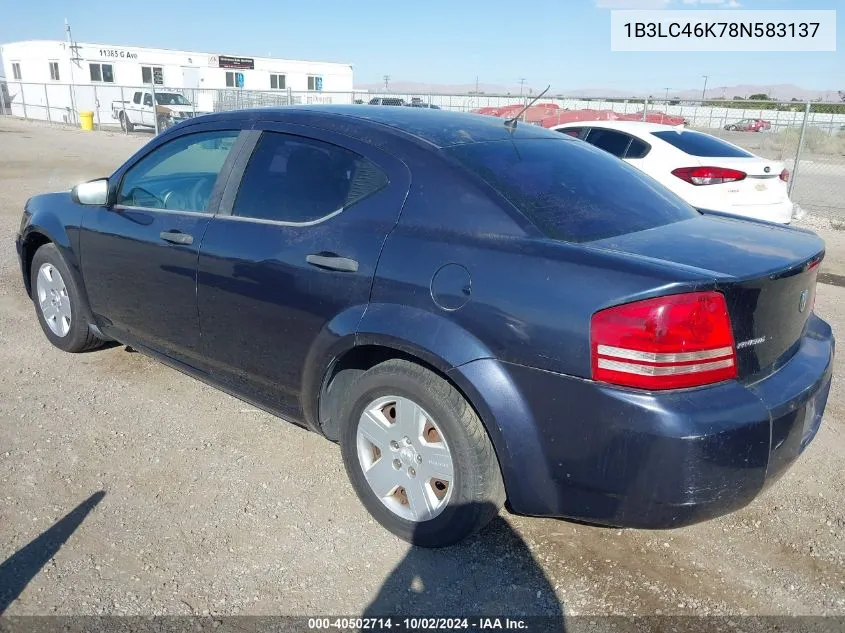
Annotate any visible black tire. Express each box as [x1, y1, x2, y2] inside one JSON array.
[[30, 243, 104, 353], [120, 111, 134, 132], [340, 359, 505, 547]]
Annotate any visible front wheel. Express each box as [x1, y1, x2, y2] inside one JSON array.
[[340, 359, 505, 547], [30, 244, 104, 353], [120, 112, 134, 132], [156, 115, 172, 133]]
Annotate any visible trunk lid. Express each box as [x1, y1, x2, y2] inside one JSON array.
[[589, 216, 824, 380], [701, 157, 789, 205]]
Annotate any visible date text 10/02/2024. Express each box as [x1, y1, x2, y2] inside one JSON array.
[[307, 617, 531, 630]]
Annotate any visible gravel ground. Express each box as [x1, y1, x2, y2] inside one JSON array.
[[0, 117, 843, 620]]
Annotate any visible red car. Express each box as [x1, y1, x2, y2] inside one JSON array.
[[725, 118, 772, 132]]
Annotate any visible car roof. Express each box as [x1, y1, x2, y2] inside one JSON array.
[[195, 105, 565, 148], [551, 120, 684, 134]]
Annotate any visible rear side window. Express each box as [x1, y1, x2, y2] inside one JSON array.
[[233, 132, 388, 224], [652, 130, 753, 158], [585, 128, 631, 158], [447, 138, 698, 243], [625, 137, 650, 159]]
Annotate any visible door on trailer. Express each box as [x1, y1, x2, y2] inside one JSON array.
[[181, 66, 201, 109]]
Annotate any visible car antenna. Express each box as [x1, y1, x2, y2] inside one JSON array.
[[505, 84, 551, 130]]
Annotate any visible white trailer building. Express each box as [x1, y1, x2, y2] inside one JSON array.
[[0, 40, 354, 125]]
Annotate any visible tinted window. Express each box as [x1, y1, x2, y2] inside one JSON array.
[[117, 131, 239, 212], [233, 132, 388, 223], [585, 128, 631, 157], [652, 130, 754, 158], [558, 127, 583, 138], [447, 138, 698, 243], [133, 92, 141, 104], [625, 137, 650, 159], [143, 94, 153, 107]]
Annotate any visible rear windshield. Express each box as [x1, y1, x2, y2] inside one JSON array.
[[652, 130, 754, 158], [447, 138, 698, 243]]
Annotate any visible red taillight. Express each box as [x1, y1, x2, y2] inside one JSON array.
[[780, 169, 790, 182], [591, 291, 737, 390], [672, 166, 747, 186]]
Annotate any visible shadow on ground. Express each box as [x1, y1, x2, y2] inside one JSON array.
[[0, 491, 105, 614], [364, 503, 564, 628]]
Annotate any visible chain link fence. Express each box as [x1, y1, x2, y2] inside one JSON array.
[[2, 80, 843, 217]]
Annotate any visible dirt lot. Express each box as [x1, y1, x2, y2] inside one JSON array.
[[1, 117, 844, 621]]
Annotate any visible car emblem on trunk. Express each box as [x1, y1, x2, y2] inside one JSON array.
[[764, 166, 771, 173], [799, 290, 809, 313]]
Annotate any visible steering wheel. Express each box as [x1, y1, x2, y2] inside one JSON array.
[[189, 177, 215, 212], [162, 189, 189, 210]]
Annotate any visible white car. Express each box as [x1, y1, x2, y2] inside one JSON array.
[[550, 121, 797, 224]]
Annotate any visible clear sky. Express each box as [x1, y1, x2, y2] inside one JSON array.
[[0, 0, 841, 93]]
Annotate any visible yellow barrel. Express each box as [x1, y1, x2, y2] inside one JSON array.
[[79, 111, 94, 131]]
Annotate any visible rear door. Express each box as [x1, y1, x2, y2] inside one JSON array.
[[196, 123, 411, 418], [141, 93, 155, 127]]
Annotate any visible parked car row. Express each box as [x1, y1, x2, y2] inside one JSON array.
[[724, 118, 772, 132], [16, 105, 832, 548], [368, 96, 441, 109]]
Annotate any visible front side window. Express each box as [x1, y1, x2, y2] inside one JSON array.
[[12, 62, 21, 80], [117, 130, 239, 212], [232, 132, 388, 223], [557, 127, 583, 138], [49, 62, 60, 81], [448, 138, 698, 243]]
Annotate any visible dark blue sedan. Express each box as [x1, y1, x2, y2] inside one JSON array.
[[16, 106, 834, 547]]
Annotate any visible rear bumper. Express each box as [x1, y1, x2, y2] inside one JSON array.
[[700, 199, 796, 225], [451, 313, 834, 528]]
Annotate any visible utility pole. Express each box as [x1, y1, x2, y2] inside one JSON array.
[[518, 78, 526, 96], [701, 74, 709, 101], [65, 19, 79, 123], [383, 75, 390, 92], [475, 76, 479, 94], [664, 87, 670, 101]]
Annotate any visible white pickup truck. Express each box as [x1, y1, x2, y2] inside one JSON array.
[[112, 91, 206, 132]]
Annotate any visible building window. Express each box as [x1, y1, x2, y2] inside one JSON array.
[[307, 75, 323, 91], [89, 63, 114, 83], [12, 62, 21, 80], [270, 74, 286, 90], [141, 66, 164, 85], [49, 62, 60, 81], [225, 71, 244, 88]]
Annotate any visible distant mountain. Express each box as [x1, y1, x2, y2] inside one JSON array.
[[355, 81, 840, 102]]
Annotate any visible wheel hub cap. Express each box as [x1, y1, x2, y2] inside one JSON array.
[[356, 395, 454, 522], [36, 263, 72, 338]]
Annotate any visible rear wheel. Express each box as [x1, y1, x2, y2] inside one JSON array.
[[30, 244, 103, 353], [340, 359, 505, 547]]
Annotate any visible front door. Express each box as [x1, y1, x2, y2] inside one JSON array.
[[80, 127, 243, 365], [196, 125, 410, 418]]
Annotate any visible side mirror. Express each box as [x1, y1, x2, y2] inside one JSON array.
[[72, 178, 109, 206]]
